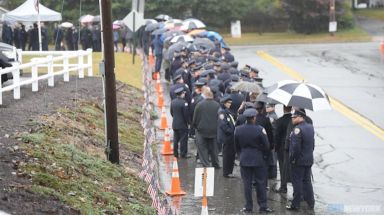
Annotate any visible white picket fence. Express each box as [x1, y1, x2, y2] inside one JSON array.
[[0, 49, 93, 105]]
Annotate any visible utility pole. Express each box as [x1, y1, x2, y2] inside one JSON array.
[[329, 0, 336, 36], [100, 0, 119, 164]]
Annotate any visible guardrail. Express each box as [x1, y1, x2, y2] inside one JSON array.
[[0, 49, 93, 105]]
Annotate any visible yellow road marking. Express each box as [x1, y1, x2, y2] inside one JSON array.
[[257, 50, 384, 141]]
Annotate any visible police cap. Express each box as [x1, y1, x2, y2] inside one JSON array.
[[173, 74, 182, 82], [243, 108, 257, 117], [220, 95, 232, 104], [292, 109, 306, 117], [174, 87, 185, 95]]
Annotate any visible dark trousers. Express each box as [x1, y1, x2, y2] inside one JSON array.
[[276, 148, 286, 189], [281, 151, 291, 189], [222, 141, 235, 176], [155, 54, 162, 72], [241, 166, 268, 211], [173, 129, 188, 157], [195, 132, 219, 167], [291, 165, 315, 208]]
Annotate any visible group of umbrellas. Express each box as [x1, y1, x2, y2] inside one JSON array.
[[143, 14, 227, 61], [231, 79, 332, 112]]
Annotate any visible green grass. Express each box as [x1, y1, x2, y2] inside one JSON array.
[[355, 8, 384, 20], [224, 27, 371, 46], [17, 93, 154, 215], [20, 52, 143, 89]]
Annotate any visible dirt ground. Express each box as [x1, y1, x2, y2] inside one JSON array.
[[0, 77, 104, 214]]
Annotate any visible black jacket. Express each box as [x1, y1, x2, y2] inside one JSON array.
[[192, 98, 220, 138], [170, 97, 190, 129], [234, 123, 270, 167], [217, 108, 235, 145], [289, 121, 315, 166], [274, 113, 292, 151]]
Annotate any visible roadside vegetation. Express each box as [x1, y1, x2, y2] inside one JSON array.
[[354, 8, 384, 20]]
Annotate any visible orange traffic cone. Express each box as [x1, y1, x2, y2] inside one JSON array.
[[161, 128, 173, 155], [148, 54, 155, 66], [157, 91, 164, 108], [166, 157, 186, 196], [159, 107, 168, 130], [155, 79, 161, 94]]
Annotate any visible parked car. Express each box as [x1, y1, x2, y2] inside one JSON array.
[[0, 42, 18, 84]]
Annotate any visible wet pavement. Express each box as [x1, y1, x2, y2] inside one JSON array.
[[154, 42, 384, 214]]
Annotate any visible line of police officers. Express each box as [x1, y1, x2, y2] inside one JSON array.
[[165, 43, 315, 213]]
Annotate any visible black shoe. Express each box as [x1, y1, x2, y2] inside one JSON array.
[[223, 174, 236, 178], [259, 208, 274, 213], [240, 208, 253, 213], [286, 205, 300, 211]]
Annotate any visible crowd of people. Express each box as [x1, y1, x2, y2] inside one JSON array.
[[1, 21, 133, 52], [145, 16, 316, 214]]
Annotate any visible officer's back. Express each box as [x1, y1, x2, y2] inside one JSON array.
[[235, 121, 270, 167]]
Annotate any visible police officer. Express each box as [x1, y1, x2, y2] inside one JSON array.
[[234, 109, 273, 213], [170, 87, 190, 158], [218, 95, 236, 178], [170, 74, 191, 104], [286, 109, 315, 211]]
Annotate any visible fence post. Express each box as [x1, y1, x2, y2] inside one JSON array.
[[12, 63, 21, 99], [47, 55, 54, 87], [63, 54, 69, 82], [87, 48, 93, 77], [78, 51, 84, 78], [16, 49, 23, 64], [31, 60, 38, 92]]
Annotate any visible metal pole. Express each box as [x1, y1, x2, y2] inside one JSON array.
[[100, 0, 119, 164]]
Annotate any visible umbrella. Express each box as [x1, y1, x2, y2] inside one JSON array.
[[256, 92, 279, 104], [180, 18, 206, 31], [79, 14, 94, 23], [145, 22, 163, 31], [265, 80, 299, 93], [267, 81, 331, 111], [60, 22, 73, 28], [193, 37, 215, 50], [151, 28, 168, 35], [145, 19, 158, 25], [164, 19, 183, 29], [187, 29, 206, 36], [230, 81, 262, 94], [113, 20, 123, 26], [166, 42, 188, 60], [155, 14, 172, 21], [113, 24, 121, 30], [162, 30, 184, 41], [92, 15, 101, 23], [170, 35, 194, 43]]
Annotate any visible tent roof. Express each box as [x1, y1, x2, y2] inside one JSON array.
[[3, 0, 62, 22]]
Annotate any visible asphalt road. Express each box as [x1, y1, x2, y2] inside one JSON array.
[[157, 42, 384, 215]]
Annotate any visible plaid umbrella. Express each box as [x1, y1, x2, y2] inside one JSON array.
[[267, 81, 331, 111]]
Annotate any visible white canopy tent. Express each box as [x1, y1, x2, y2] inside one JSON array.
[[3, 0, 62, 51]]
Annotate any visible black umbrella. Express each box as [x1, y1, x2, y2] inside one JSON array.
[[166, 42, 188, 60], [151, 28, 168, 35], [193, 37, 215, 51], [145, 22, 162, 31]]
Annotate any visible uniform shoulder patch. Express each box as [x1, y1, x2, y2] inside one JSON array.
[[219, 114, 224, 120], [294, 127, 301, 135], [262, 128, 267, 135]]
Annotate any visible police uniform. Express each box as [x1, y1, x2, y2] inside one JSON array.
[[287, 110, 315, 210], [170, 87, 190, 158], [234, 109, 272, 213], [218, 96, 236, 177]]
